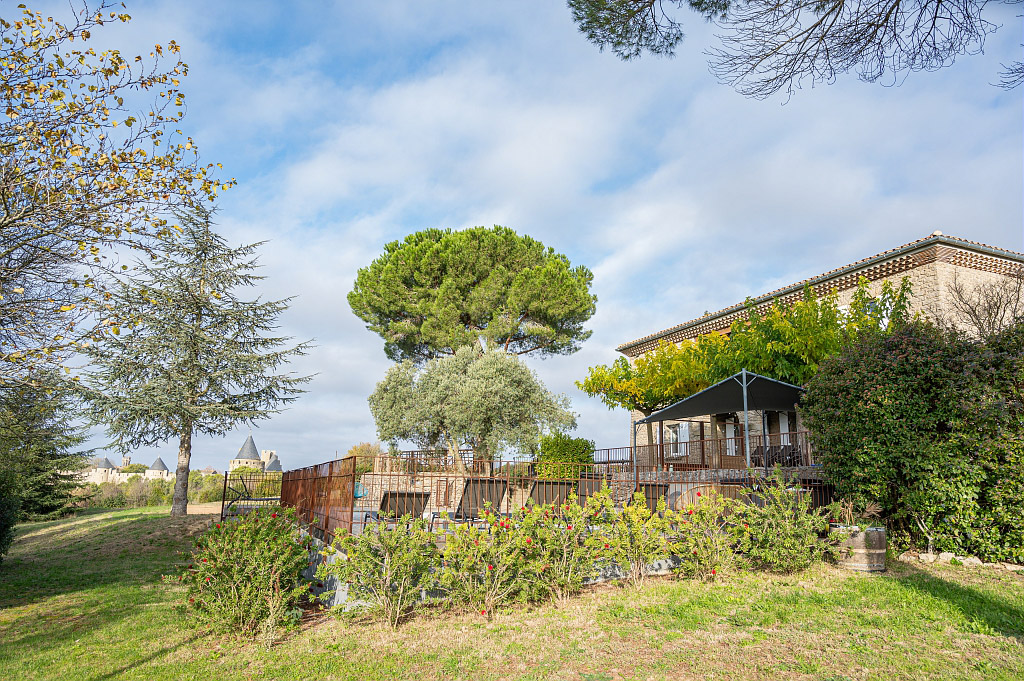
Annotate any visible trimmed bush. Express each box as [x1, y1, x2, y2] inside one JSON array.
[[320, 516, 438, 628], [178, 507, 311, 638], [537, 432, 594, 479]]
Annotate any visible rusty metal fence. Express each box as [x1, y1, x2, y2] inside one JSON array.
[[279, 442, 833, 544]]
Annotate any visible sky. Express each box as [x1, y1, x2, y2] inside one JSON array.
[[68, 0, 1024, 472]]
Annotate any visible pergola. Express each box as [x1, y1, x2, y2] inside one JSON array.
[[635, 369, 803, 467]]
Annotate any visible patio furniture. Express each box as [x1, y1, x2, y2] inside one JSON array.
[[529, 480, 576, 507]]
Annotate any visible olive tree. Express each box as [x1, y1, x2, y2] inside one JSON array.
[[369, 346, 575, 473]]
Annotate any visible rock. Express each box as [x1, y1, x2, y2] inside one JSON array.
[[961, 556, 983, 567], [1003, 563, 1024, 573], [937, 552, 954, 564], [898, 551, 917, 563], [919, 552, 936, 564]]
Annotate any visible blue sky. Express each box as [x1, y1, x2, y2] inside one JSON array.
[[72, 0, 1023, 471]]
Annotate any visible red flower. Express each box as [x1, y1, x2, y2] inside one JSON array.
[[567, 525, 573, 530], [564, 505, 570, 510], [271, 513, 278, 518], [481, 610, 486, 615], [711, 569, 716, 576], [205, 576, 210, 582], [474, 540, 479, 546], [687, 510, 693, 515], [697, 492, 702, 497], [744, 523, 748, 528], [202, 558, 208, 563], [693, 551, 698, 555], [526, 538, 532, 544], [604, 543, 609, 549], [487, 564, 494, 571], [188, 597, 195, 603], [216, 523, 222, 529]]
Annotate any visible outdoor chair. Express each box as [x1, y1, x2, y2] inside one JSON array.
[[364, 491, 431, 526], [528, 479, 576, 507], [577, 472, 610, 508], [431, 478, 508, 530]]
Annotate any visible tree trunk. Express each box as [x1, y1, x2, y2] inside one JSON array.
[[170, 425, 193, 517], [448, 434, 468, 476]]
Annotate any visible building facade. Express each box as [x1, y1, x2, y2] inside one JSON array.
[[617, 232, 1024, 457]]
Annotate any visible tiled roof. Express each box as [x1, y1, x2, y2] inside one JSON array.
[[149, 457, 169, 472], [617, 232, 1024, 354], [235, 434, 260, 461]]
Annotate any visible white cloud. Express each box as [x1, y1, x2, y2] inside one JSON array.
[[76, 0, 1022, 470]]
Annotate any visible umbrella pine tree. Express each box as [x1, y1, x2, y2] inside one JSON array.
[[82, 208, 310, 516]]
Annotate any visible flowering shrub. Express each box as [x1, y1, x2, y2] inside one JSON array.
[[440, 506, 536, 617], [590, 488, 670, 588], [319, 515, 438, 628], [733, 470, 838, 572], [666, 489, 734, 581], [519, 496, 596, 603], [177, 507, 311, 638]]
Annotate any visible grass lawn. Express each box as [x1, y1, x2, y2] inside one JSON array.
[[1, 508, 1022, 681]]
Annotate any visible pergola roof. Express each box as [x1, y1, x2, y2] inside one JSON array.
[[637, 371, 803, 424]]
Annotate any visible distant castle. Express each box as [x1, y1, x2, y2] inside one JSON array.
[[228, 434, 283, 473], [79, 455, 175, 485]]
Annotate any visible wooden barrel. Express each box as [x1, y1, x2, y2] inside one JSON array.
[[837, 526, 887, 572]]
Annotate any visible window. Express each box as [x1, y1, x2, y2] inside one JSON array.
[[665, 423, 689, 455]]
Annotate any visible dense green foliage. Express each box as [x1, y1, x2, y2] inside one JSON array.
[[536, 432, 595, 479], [348, 226, 597, 362], [178, 507, 311, 638], [0, 468, 19, 566], [120, 464, 148, 474], [733, 470, 838, 572], [369, 346, 574, 469], [81, 207, 309, 516], [321, 517, 439, 628], [803, 320, 1024, 561], [0, 381, 87, 521]]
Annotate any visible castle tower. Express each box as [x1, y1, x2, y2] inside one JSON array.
[[228, 434, 265, 473]]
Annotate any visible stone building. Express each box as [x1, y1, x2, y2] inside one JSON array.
[[616, 232, 1024, 454], [227, 434, 283, 473], [78, 455, 175, 484]]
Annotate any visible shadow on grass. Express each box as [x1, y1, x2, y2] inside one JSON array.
[[894, 563, 1024, 639], [86, 632, 202, 681]]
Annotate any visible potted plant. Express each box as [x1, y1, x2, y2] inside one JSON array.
[[830, 499, 887, 573]]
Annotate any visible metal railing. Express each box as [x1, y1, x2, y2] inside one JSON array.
[[279, 439, 828, 544], [220, 471, 283, 520]]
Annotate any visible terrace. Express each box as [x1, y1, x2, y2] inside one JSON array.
[[279, 429, 827, 543]]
